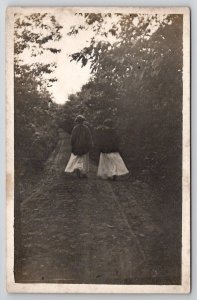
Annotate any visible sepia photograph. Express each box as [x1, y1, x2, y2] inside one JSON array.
[[6, 7, 190, 293]]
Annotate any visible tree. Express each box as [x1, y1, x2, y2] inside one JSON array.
[[66, 13, 183, 186], [14, 13, 63, 175], [14, 13, 62, 56]]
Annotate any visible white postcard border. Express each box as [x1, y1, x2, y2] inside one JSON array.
[[6, 6, 190, 294]]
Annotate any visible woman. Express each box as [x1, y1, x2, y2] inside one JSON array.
[[96, 119, 129, 180], [65, 115, 93, 178]]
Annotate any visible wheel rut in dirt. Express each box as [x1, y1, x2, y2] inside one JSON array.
[[18, 132, 164, 284]]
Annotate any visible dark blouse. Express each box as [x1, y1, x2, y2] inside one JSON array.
[[71, 124, 93, 156], [96, 125, 119, 154]]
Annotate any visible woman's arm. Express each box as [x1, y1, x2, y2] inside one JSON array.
[[70, 127, 77, 147]]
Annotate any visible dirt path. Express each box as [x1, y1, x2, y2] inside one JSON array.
[[16, 132, 180, 284]]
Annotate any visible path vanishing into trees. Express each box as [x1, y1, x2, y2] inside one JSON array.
[[15, 131, 181, 285]]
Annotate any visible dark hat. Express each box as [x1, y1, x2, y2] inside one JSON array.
[[103, 118, 114, 128], [75, 115, 86, 124]]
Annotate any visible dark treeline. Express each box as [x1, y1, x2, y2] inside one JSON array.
[[14, 13, 183, 194], [14, 13, 62, 177], [14, 63, 60, 175], [58, 14, 183, 192]]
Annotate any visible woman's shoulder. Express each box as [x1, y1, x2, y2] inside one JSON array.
[[96, 125, 105, 132], [83, 124, 89, 130], [106, 126, 116, 134], [96, 125, 116, 134], [72, 125, 78, 132], [71, 124, 82, 135]]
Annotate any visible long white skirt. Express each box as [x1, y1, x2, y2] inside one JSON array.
[[65, 153, 89, 174], [97, 152, 129, 179]]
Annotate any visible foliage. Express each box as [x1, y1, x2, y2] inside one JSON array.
[[63, 13, 183, 187], [14, 13, 62, 176], [14, 13, 62, 56], [15, 63, 60, 175]]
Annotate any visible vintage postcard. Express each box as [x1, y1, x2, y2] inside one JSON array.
[[6, 7, 190, 293]]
